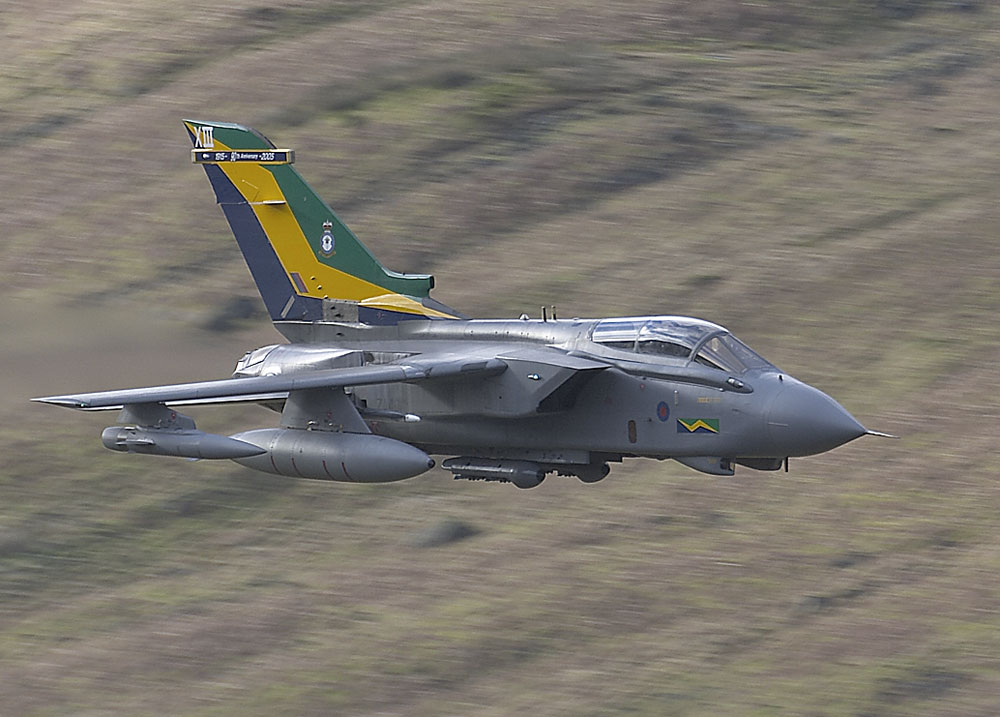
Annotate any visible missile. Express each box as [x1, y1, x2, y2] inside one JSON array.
[[102, 426, 266, 460], [229, 428, 435, 483]]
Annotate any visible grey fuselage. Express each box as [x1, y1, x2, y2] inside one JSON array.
[[242, 315, 866, 474]]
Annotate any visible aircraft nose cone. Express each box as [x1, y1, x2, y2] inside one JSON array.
[[767, 379, 866, 457]]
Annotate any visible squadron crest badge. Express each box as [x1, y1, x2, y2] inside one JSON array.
[[319, 220, 336, 257]]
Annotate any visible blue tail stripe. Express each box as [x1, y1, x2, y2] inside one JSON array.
[[217, 202, 322, 322], [204, 181, 320, 322]]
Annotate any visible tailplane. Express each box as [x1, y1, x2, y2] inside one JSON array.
[[184, 119, 461, 325]]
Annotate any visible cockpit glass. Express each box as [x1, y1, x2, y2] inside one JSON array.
[[636, 318, 719, 359], [590, 319, 644, 351], [693, 334, 775, 374], [592, 316, 775, 374], [594, 317, 720, 359]]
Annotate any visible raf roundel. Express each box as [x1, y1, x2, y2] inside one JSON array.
[[656, 401, 670, 422]]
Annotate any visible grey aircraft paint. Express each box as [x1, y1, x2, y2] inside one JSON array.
[[33, 121, 891, 488], [36, 313, 879, 487]]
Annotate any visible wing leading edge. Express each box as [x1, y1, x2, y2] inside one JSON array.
[[32, 358, 508, 411]]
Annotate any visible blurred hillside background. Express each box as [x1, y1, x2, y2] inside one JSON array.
[[2, 1, 999, 714]]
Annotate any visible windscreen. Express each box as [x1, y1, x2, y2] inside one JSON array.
[[693, 334, 775, 374]]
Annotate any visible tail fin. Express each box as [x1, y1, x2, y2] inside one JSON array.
[[183, 119, 461, 325]]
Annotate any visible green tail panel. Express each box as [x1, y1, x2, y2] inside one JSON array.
[[266, 164, 434, 297]]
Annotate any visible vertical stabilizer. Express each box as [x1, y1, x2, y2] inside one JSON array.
[[184, 119, 460, 325]]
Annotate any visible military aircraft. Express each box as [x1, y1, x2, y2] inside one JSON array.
[[33, 120, 891, 488]]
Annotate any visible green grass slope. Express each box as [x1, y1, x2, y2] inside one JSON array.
[[2, 1, 999, 714]]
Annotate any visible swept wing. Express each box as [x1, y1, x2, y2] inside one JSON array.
[[33, 357, 508, 411]]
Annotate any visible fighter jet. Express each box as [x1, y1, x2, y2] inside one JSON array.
[[33, 120, 891, 488]]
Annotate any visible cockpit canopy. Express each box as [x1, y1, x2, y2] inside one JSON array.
[[590, 316, 775, 374]]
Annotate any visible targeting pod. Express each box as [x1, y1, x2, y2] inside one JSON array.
[[442, 457, 546, 489]]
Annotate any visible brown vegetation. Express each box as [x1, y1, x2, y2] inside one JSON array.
[[2, 1, 999, 714]]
